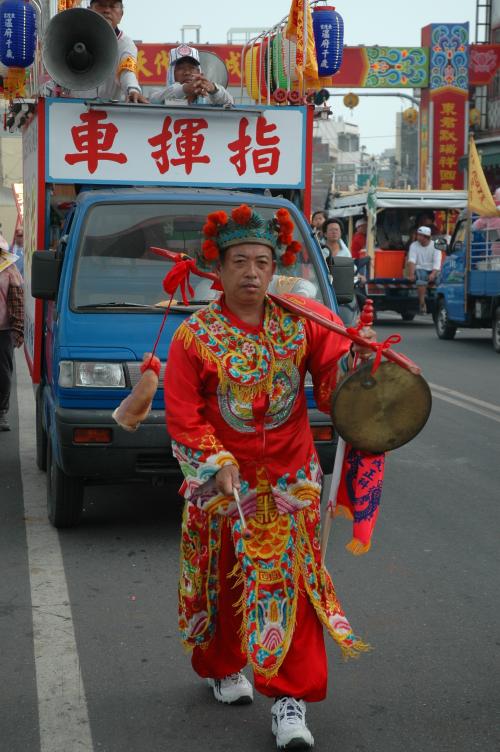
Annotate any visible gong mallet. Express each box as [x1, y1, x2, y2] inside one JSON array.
[[233, 487, 252, 540]]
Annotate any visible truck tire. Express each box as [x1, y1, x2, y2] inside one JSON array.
[[435, 300, 457, 340], [35, 388, 47, 472], [46, 439, 84, 528], [493, 307, 500, 353], [401, 312, 416, 321]]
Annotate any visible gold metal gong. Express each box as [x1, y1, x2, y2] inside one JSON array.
[[331, 361, 432, 453]]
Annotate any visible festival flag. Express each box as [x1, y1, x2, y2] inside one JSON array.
[[285, 0, 318, 82], [468, 137, 500, 217]]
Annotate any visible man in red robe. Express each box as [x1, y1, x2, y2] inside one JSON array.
[[164, 204, 376, 749]]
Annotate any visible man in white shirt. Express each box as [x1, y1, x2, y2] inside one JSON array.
[[49, 0, 147, 103], [407, 226, 442, 314], [149, 45, 234, 106]]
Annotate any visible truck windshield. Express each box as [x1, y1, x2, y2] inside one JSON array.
[[71, 202, 325, 310]]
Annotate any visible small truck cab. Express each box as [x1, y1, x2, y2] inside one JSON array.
[[25, 98, 353, 526]]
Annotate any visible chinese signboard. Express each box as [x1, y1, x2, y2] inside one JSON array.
[[46, 100, 306, 188], [419, 23, 468, 190]]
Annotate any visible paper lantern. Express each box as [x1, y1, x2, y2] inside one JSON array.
[[272, 33, 288, 89], [402, 107, 418, 125], [282, 37, 298, 83], [0, 1, 37, 69], [343, 92, 359, 109], [469, 108, 481, 127], [312, 5, 344, 77], [244, 45, 261, 101]]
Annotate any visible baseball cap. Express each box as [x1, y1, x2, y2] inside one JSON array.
[[169, 44, 200, 67], [417, 226, 432, 237], [355, 218, 367, 228]]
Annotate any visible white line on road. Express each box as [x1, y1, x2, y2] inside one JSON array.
[[430, 383, 500, 424], [16, 352, 94, 752], [430, 382, 500, 414]]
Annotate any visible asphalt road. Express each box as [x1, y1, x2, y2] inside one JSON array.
[[1, 314, 499, 752]]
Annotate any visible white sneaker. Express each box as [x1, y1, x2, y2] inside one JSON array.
[[207, 672, 254, 705], [271, 697, 314, 749]]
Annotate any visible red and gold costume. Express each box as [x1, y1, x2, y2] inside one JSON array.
[[164, 293, 370, 701]]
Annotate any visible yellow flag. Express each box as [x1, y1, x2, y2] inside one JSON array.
[[468, 137, 500, 217], [286, 0, 318, 82]]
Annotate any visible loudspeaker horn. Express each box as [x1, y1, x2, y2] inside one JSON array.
[[42, 7, 118, 91], [199, 51, 229, 89]]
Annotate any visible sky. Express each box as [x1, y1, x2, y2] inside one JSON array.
[[119, 0, 478, 154]]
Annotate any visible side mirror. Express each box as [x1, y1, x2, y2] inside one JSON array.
[[434, 236, 448, 254], [31, 250, 61, 300], [330, 256, 354, 304]]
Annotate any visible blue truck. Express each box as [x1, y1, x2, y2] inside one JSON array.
[[434, 210, 500, 352], [25, 99, 354, 527]]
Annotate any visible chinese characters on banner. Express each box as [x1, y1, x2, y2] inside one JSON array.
[[48, 101, 305, 188], [431, 90, 466, 190]]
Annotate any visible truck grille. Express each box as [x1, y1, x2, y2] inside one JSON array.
[[126, 361, 166, 388], [135, 452, 178, 474]]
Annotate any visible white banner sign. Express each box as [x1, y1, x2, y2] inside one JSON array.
[[46, 100, 306, 188]]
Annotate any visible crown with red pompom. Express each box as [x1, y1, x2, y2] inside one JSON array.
[[201, 204, 301, 267]]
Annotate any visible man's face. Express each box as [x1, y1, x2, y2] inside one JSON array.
[[325, 222, 342, 242], [417, 233, 431, 246], [174, 60, 200, 84], [90, 1, 123, 28], [219, 244, 276, 307], [14, 231, 23, 245], [357, 222, 367, 235], [312, 213, 325, 229]]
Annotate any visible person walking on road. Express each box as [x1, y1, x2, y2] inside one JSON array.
[[164, 204, 378, 749], [0, 252, 24, 431], [407, 226, 442, 314]]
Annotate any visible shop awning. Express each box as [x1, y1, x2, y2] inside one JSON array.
[[459, 140, 500, 170]]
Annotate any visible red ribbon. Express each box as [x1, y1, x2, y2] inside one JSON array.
[[162, 258, 196, 305], [370, 334, 402, 374]]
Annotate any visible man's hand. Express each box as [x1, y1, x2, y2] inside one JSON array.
[[127, 90, 149, 104], [215, 464, 240, 496], [352, 325, 377, 362], [429, 270, 438, 282]]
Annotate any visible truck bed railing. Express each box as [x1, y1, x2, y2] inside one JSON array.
[[470, 237, 500, 272]]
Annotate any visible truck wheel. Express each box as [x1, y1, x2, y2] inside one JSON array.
[[401, 312, 415, 321], [435, 300, 457, 340], [493, 308, 500, 353], [35, 388, 47, 472], [46, 440, 84, 528]]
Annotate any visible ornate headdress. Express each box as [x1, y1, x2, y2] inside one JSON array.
[[202, 204, 302, 267]]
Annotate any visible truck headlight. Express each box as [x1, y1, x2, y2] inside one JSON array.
[[59, 361, 126, 388]]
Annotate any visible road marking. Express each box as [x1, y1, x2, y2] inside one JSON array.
[[430, 383, 500, 424], [15, 352, 94, 752], [430, 383, 500, 414]]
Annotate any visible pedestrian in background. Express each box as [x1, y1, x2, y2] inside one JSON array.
[[0, 252, 24, 431], [310, 210, 326, 244], [11, 228, 24, 278], [321, 217, 351, 275], [407, 226, 441, 314]]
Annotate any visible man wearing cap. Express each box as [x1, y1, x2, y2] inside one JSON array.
[[407, 226, 442, 314], [49, 0, 146, 103], [164, 204, 378, 749], [149, 44, 233, 106]]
